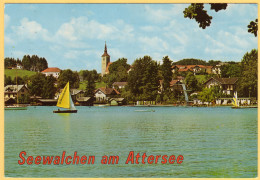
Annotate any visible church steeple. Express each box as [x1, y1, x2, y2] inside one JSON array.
[[102, 41, 110, 57], [101, 41, 111, 76]]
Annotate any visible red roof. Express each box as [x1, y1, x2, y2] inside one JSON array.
[[105, 62, 112, 73], [96, 87, 120, 95], [41, 67, 61, 73]]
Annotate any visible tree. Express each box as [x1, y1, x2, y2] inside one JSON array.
[[22, 55, 32, 71], [4, 57, 17, 68], [28, 73, 46, 96], [85, 73, 96, 97], [183, 3, 257, 36], [173, 58, 207, 65], [248, 19, 258, 37], [128, 56, 160, 101], [238, 49, 258, 98], [103, 58, 130, 87], [21, 55, 48, 72], [42, 75, 56, 99], [4, 75, 13, 86], [220, 63, 241, 78], [160, 56, 173, 93], [57, 69, 79, 89], [185, 72, 199, 92], [183, 3, 227, 29], [198, 86, 223, 103]]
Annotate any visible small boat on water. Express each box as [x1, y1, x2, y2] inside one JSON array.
[[231, 92, 257, 109], [53, 82, 77, 113], [134, 109, 155, 112], [5, 104, 27, 110]]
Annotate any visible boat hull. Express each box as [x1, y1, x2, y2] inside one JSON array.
[[53, 110, 77, 113], [232, 106, 257, 109], [5, 106, 27, 110]]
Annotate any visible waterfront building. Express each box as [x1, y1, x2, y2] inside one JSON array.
[[204, 77, 239, 95], [94, 87, 120, 102], [4, 84, 29, 105]]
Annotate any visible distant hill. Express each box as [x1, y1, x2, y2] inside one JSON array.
[[5, 69, 37, 80], [173, 58, 222, 66], [173, 58, 207, 65]]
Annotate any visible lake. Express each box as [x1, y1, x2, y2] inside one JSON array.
[[4, 106, 257, 178]]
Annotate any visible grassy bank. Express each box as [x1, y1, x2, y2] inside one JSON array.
[[79, 81, 107, 90], [5, 69, 37, 80]]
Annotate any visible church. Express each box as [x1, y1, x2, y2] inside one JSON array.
[[101, 42, 112, 76]]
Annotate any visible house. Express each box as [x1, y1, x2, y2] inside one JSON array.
[[4, 84, 29, 99], [109, 98, 126, 106], [159, 79, 183, 93], [70, 89, 85, 102], [112, 82, 128, 89], [211, 65, 221, 75], [4, 84, 29, 105], [94, 87, 120, 102], [204, 77, 239, 95], [172, 65, 213, 74], [41, 67, 61, 78], [76, 97, 94, 106]]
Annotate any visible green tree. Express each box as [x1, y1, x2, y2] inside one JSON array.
[[13, 76, 25, 85], [85, 73, 96, 97], [22, 55, 32, 71], [198, 86, 223, 103], [238, 49, 258, 97], [4, 57, 17, 68], [104, 58, 130, 87], [185, 72, 199, 92], [4, 75, 13, 86], [161, 56, 173, 93], [28, 73, 46, 96], [42, 75, 56, 99], [58, 69, 79, 89], [220, 63, 241, 78], [128, 56, 160, 101]]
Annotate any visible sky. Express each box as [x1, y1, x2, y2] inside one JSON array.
[[4, 3, 258, 72]]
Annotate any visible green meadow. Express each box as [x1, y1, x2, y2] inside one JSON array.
[[5, 69, 37, 80]]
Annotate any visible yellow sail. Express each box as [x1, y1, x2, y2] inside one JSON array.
[[57, 82, 70, 109], [232, 91, 238, 107]]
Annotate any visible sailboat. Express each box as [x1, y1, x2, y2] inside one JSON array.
[[231, 91, 239, 108], [231, 91, 257, 109], [53, 82, 77, 113]]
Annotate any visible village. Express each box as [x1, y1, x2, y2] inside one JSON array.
[[4, 43, 257, 107]]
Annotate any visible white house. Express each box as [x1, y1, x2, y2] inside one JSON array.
[[41, 67, 61, 78]]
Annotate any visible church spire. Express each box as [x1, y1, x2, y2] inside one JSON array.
[[102, 41, 110, 57], [104, 41, 107, 53]]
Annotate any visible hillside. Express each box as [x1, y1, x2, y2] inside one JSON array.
[[5, 69, 37, 80]]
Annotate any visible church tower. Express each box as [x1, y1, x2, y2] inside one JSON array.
[[101, 42, 110, 76]]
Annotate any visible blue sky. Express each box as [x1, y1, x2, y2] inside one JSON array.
[[4, 4, 258, 72]]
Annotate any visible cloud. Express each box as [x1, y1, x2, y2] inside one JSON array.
[[140, 25, 160, 32], [139, 36, 169, 52], [144, 4, 188, 23], [4, 14, 10, 28], [4, 35, 15, 45], [55, 17, 134, 43], [225, 4, 258, 19], [64, 50, 79, 59], [12, 18, 51, 41]]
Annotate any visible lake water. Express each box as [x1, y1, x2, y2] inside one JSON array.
[[4, 106, 257, 178]]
